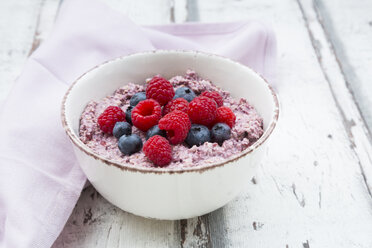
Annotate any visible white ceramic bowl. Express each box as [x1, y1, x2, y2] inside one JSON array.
[[61, 50, 279, 220]]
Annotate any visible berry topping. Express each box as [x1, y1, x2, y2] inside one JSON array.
[[146, 125, 166, 140], [185, 124, 211, 147], [174, 87, 196, 102], [146, 76, 175, 106], [118, 134, 143, 155], [158, 110, 191, 145], [215, 106, 236, 128], [201, 91, 223, 107], [125, 105, 133, 125], [131, 99, 162, 131], [130, 92, 146, 106], [113, 122, 132, 138], [188, 96, 217, 127], [162, 98, 189, 116], [143, 135, 172, 167], [211, 123, 231, 145], [97, 106, 126, 134]]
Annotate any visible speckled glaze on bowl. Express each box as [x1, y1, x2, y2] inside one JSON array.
[[61, 50, 279, 220]]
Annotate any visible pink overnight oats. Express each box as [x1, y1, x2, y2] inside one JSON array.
[[79, 70, 264, 169]]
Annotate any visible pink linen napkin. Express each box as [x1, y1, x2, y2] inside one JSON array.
[[0, 0, 276, 247]]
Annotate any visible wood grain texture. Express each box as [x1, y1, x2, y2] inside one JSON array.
[[314, 0, 372, 133], [297, 0, 372, 203]]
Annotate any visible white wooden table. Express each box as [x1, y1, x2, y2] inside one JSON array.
[[1, 0, 372, 247]]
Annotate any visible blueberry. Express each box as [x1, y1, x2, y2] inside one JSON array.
[[211, 123, 231, 146], [125, 106, 133, 125], [113, 122, 131, 138], [185, 124, 211, 147], [118, 134, 143, 155], [146, 125, 166, 140], [174, 87, 196, 102], [130, 92, 146, 106]]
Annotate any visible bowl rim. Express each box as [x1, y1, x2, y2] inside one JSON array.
[[61, 50, 279, 174]]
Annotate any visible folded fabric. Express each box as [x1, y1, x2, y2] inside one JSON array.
[[0, 0, 276, 247]]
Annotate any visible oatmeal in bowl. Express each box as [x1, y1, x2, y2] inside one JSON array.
[[61, 51, 279, 219], [79, 70, 264, 169]]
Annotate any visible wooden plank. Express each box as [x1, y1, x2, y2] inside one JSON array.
[[0, 0, 61, 105], [29, 0, 62, 55], [193, 0, 372, 247], [297, 0, 372, 203], [52, 186, 179, 248], [104, 0, 173, 24], [0, 0, 43, 104], [314, 0, 372, 133]]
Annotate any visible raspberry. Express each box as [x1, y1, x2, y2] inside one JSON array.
[[162, 98, 189, 116], [143, 135, 172, 167], [146, 76, 175, 106], [158, 110, 191, 145], [215, 106, 236, 128], [97, 106, 126, 134], [188, 96, 217, 127], [131, 99, 162, 131], [201, 91, 223, 107]]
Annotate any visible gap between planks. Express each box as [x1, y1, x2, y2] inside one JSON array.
[[171, 0, 199, 23], [180, 216, 212, 248], [170, 0, 214, 247]]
